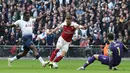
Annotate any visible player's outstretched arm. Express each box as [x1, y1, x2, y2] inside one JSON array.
[[10, 24, 16, 27], [108, 51, 113, 70], [48, 27, 60, 34], [46, 22, 64, 35], [10, 20, 20, 28], [7, 20, 20, 28], [123, 44, 128, 52], [6, 24, 17, 28], [108, 45, 113, 70]]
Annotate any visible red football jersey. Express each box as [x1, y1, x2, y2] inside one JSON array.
[[58, 21, 79, 42]]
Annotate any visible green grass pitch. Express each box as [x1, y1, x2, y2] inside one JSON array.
[[0, 59, 130, 73]]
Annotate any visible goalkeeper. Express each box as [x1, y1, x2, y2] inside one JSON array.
[[77, 33, 128, 70]]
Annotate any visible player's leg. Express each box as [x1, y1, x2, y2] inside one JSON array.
[[98, 55, 118, 70], [85, 55, 118, 70], [49, 36, 63, 62], [8, 48, 29, 67], [9, 35, 31, 61], [49, 48, 60, 62], [49, 43, 69, 69], [110, 59, 121, 70], [77, 54, 100, 70], [50, 50, 66, 69], [53, 43, 69, 62], [30, 44, 48, 67], [53, 51, 65, 62], [49, 47, 61, 67]]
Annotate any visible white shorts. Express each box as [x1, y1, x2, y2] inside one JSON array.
[[56, 36, 71, 52]]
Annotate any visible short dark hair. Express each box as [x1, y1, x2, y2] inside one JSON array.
[[107, 33, 114, 40], [66, 13, 72, 19], [23, 11, 30, 16]]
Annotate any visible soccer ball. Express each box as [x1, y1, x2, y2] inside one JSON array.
[[52, 63, 58, 69]]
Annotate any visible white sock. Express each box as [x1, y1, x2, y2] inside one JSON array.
[[53, 62, 57, 64], [10, 56, 17, 62], [38, 57, 45, 64]]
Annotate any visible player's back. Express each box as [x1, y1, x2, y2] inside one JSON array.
[[110, 41, 124, 65]]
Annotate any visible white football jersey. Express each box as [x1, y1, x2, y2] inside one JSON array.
[[14, 18, 36, 36]]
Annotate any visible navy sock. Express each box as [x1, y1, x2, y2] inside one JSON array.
[[36, 55, 40, 59], [16, 55, 22, 59]]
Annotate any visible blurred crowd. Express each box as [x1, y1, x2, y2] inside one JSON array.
[[0, 0, 130, 47]]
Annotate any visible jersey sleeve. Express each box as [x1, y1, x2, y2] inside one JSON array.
[[108, 43, 113, 55], [58, 22, 65, 28], [73, 22, 79, 28], [108, 43, 113, 70]]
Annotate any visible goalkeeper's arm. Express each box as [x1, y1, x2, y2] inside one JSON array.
[[108, 43, 113, 70], [108, 49, 113, 70], [123, 44, 128, 52]]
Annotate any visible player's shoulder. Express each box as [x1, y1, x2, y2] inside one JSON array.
[[71, 21, 78, 26], [16, 19, 23, 22], [71, 21, 76, 24], [115, 41, 123, 45], [71, 21, 77, 24], [14, 19, 23, 24], [61, 21, 67, 25]]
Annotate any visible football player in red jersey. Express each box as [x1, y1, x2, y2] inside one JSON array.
[[47, 13, 87, 69]]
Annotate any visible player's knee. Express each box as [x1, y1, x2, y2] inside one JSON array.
[[34, 52, 39, 56], [59, 54, 65, 57], [36, 54, 40, 59], [30, 46, 38, 53], [93, 54, 99, 59], [61, 51, 67, 56], [60, 54, 65, 57]]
